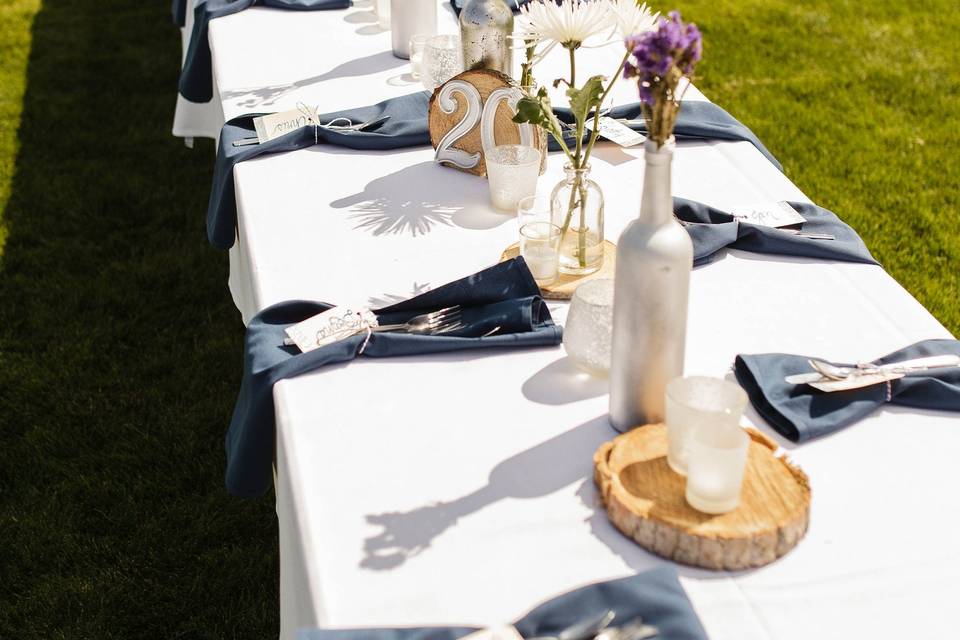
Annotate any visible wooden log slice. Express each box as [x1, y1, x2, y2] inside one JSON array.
[[594, 424, 810, 571], [499, 240, 616, 300], [428, 69, 544, 176]]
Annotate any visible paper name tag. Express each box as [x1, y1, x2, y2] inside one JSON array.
[[585, 116, 646, 147], [284, 306, 377, 353], [730, 201, 806, 228], [253, 109, 313, 144], [809, 371, 904, 392], [459, 627, 524, 640]]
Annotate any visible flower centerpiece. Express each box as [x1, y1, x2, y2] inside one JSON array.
[[622, 10, 702, 146], [513, 0, 657, 275]]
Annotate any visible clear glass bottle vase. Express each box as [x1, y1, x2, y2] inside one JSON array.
[[550, 163, 604, 275]]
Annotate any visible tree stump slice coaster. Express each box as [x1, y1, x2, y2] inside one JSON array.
[[593, 424, 810, 571], [499, 240, 616, 300]]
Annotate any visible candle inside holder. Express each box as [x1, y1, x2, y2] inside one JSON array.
[[685, 424, 749, 514], [519, 222, 561, 286]]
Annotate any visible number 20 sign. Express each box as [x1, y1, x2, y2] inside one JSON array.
[[427, 69, 545, 177]]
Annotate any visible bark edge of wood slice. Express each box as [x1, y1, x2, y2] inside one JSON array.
[[594, 424, 810, 570]]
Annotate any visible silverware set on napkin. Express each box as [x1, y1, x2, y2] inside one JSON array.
[[785, 354, 960, 390], [529, 610, 659, 640], [232, 115, 392, 147]]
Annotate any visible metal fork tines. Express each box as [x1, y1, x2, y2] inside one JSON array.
[[373, 305, 463, 335]]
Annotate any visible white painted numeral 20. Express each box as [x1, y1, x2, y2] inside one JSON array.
[[435, 81, 535, 170]]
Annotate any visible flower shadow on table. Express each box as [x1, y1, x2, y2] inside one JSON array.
[[367, 281, 433, 308], [361, 415, 617, 570], [330, 161, 510, 237], [219, 50, 404, 110]]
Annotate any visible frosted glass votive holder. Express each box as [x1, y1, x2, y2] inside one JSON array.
[[685, 424, 750, 514], [665, 376, 747, 476], [487, 144, 541, 212], [519, 222, 561, 286], [563, 279, 614, 376]]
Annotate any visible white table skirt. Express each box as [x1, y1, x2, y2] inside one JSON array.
[[204, 4, 959, 640]]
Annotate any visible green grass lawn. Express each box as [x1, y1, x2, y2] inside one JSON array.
[[0, 1, 956, 638]]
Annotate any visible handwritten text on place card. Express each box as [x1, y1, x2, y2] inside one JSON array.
[[730, 201, 806, 229], [584, 116, 646, 148], [253, 109, 312, 144], [284, 306, 377, 353]]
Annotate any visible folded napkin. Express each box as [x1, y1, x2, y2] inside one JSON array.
[[208, 91, 431, 249], [734, 339, 960, 443], [675, 197, 878, 267], [226, 258, 562, 497], [179, 0, 352, 103], [173, 0, 187, 27], [555, 100, 782, 171], [298, 568, 707, 640]]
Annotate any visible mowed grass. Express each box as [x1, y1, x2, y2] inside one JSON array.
[[0, 1, 956, 639]]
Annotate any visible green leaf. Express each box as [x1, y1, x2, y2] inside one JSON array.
[[566, 75, 605, 127], [512, 95, 547, 126]]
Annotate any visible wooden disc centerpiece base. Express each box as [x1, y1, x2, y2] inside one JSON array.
[[594, 424, 810, 570], [499, 240, 617, 300]]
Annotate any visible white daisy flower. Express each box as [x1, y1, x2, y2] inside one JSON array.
[[607, 0, 659, 39], [519, 0, 614, 48]]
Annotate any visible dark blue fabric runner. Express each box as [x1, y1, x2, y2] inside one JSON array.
[[675, 197, 877, 267], [207, 94, 783, 250], [226, 258, 562, 497], [735, 339, 960, 443], [173, 0, 188, 27], [179, 0, 352, 103], [298, 568, 707, 640]]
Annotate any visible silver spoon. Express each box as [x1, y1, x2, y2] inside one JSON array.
[[528, 610, 616, 640], [808, 354, 960, 381]]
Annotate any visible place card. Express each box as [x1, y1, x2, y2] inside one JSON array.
[[585, 116, 647, 147], [730, 201, 806, 229], [284, 306, 377, 353], [253, 108, 314, 144]]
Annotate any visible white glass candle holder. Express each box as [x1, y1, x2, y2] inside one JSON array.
[[409, 34, 428, 79], [487, 145, 541, 212], [665, 376, 747, 476], [519, 222, 561, 286], [563, 279, 614, 376], [421, 35, 463, 91], [685, 424, 750, 514], [391, 0, 436, 59], [374, 0, 390, 29]]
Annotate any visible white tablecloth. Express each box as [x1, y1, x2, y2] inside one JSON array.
[[204, 3, 959, 640]]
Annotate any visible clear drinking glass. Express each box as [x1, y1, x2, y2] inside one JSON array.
[[519, 222, 561, 286], [665, 376, 748, 476], [685, 423, 750, 514], [421, 35, 463, 92], [517, 193, 552, 228], [486, 145, 541, 212], [409, 34, 429, 79], [563, 279, 615, 376]]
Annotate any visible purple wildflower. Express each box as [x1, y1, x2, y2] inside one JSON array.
[[622, 10, 702, 105]]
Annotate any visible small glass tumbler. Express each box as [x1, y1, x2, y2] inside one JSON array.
[[486, 145, 541, 213], [409, 35, 429, 80], [685, 424, 750, 514], [563, 279, 615, 376], [665, 376, 748, 476], [519, 222, 561, 286], [421, 35, 463, 92], [374, 0, 390, 29], [517, 193, 552, 229]]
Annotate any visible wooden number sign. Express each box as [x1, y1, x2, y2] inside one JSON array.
[[428, 69, 544, 177]]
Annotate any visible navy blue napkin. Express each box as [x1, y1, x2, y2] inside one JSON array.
[[734, 339, 960, 443], [674, 197, 878, 267], [179, 0, 352, 103], [226, 257, 562, 497], [208, 91, 431, 250], [173, 0, 188, 27], [555, 101, 782, 171], [298, 568, 707, 640]]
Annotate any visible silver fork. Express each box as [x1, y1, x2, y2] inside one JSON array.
[[372, 306, 463, 334]]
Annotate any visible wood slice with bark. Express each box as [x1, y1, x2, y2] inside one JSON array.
[[594, 424, 810, 570]]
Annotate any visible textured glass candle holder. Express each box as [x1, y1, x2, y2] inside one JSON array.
[[685, 424, 750, 514], [519, 222, 561, 286], [487, 145, 541, 212], [563, 279, 615, 376], [665, 376, 747, 476], [422, 35, 463, 91]]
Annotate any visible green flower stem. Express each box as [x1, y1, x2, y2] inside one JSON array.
[[581, 49, 632, 168]]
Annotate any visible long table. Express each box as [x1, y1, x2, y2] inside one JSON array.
[[201, 3, 960, 639]]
